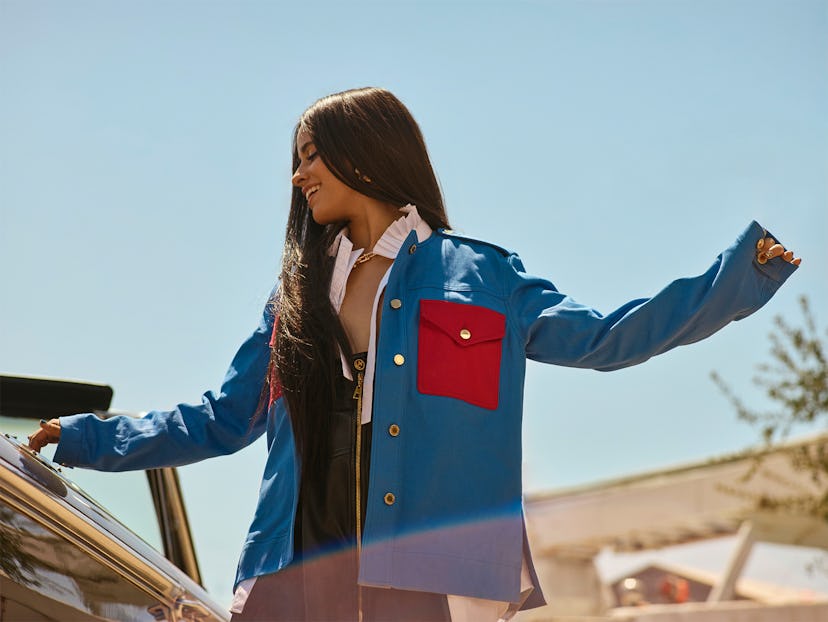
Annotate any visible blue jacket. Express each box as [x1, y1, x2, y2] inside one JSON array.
[[54, 220, 797, 606]]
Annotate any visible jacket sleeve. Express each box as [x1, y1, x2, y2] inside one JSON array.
[[53, 295, 277, 471], [507, 221, 798, 371]]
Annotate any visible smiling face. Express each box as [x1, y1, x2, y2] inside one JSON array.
[[291, 129, 363, 226]]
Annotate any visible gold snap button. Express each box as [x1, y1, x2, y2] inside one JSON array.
[[354, 358, 366, 371], [390, 298, 402, 310], [384, 492, 396, 506], [393, 354, 405, 366], [408, 244, 417, 254], [388, 424, 400, 437], [460, 328, 471, 340]]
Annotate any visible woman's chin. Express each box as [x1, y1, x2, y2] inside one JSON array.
[[310, 209, 331, 226], [309, 205, 346, 227]]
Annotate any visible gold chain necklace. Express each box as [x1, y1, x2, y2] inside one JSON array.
[[354, 251, 377, 266]]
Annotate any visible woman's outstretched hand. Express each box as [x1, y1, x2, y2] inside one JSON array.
[[756, 236, 802, 266], [27, 418, 61, 453]]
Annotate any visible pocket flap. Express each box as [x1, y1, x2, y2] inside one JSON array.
[[419, 300, 506, 347]]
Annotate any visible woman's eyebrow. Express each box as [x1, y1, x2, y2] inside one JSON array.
[[298, 139, 314, 155]]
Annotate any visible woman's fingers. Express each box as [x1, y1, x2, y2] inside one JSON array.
[[782, 248, 803, 265], [26, 430, 45, 452], [756, 237, 774, 264], [756, 237, 801, 265], [26, 419, 61, 453], [765, 243, 785, 261]]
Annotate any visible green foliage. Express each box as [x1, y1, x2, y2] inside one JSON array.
[[711, 295, 828, 519]]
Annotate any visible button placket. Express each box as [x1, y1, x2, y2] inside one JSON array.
[[376, 251, 413, 521]]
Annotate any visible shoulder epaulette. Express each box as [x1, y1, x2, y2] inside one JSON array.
[[436, 228, 513, 257]]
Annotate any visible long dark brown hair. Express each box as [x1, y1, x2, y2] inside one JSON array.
[[270, 88, 449, 481]]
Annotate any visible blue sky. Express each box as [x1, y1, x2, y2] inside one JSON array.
[[2, 0, 826, 606]]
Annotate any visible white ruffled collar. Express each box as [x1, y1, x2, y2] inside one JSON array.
[[371, 203, 433, 257], [329, 203, 432, 257], [328, 204, 432, 312]]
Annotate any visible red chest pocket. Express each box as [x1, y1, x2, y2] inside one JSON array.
[[417, 300, 506, 410]]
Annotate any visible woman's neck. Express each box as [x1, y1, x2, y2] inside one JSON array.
[[346, 201, 401, 251]]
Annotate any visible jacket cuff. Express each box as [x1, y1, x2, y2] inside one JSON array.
[[52, 413, 89, 466]]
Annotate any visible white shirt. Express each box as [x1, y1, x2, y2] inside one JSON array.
[[232, 205, 532, 620]]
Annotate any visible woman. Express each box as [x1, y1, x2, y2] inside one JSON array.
[[29, 87, 801, 621]]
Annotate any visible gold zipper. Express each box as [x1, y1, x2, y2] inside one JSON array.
[[353, 366, 365, 622]]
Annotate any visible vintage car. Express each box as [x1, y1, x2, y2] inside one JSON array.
[[0, 375, 230, 621]]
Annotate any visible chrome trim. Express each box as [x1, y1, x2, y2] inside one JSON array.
[[0, 434, 229, 621]]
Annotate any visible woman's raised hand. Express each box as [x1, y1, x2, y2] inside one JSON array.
[[756, 236, 801, 266], [27, 418, 61, 453]]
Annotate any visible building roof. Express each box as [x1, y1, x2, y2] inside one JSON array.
[[525, 432, 828, 555]]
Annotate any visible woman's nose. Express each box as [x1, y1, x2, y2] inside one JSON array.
[[291, 166, 304, 187]]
